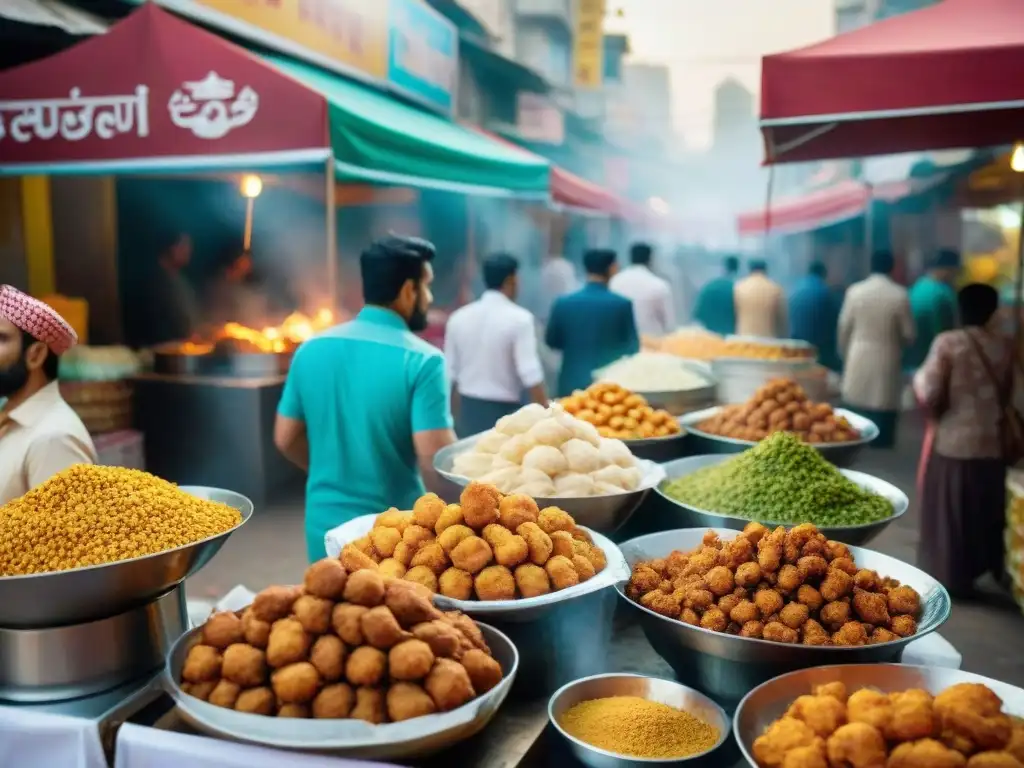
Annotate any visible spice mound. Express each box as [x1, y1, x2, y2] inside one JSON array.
[[662, 431, 893, 527], [0, 465, 243, 576], [559, 695, 720, 758]]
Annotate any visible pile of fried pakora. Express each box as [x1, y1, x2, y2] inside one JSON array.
[[753, 680, 1024, 768], [180, 560, 503, 721], [560, 382, 681, 440], [342, 482, 607, 602], [626, 523, 921, 646]]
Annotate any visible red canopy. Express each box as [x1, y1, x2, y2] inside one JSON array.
[[760, 0, 1024, 163], [737, 181, 870, 236], [0, 4, 329, 172]]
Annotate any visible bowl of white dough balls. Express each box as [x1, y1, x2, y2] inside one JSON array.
[[433, 404, 664, 534]]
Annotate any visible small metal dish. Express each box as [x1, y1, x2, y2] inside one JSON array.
[[548, 673, 731, 767]]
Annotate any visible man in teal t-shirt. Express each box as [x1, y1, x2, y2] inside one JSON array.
[[904, 249, 959, 371], [274, 236, 457, 561]]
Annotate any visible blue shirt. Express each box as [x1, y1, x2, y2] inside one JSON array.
[[277, 306, 453, 561], [905, 275, 957, 370], [788, 274, 841, 371], [545, 282, 640, 396], [693, 277, 736, 335]]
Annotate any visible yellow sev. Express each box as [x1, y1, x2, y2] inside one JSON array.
[[559, 695, 720, 759]]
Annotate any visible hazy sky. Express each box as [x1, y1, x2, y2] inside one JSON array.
[[610, 0, 835, 149]]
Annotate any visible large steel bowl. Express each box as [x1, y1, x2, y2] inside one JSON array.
[[734, 664, 1024, 767], [548, 673, 731, 767], [592, 358, 718, 416], [615, 529, 951, 708], [621, 427, 692, 463], [0, 486, 252, 629], [653, 455, 907, 547], [434, 436, 662, 534], [165, 621, 518, 758], [678, 407, 878, 468]]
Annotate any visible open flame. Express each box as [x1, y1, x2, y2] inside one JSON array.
[[169, 309, 336, 355]]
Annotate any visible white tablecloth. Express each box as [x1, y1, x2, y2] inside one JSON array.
[[0, 707, 106, 768], [115, 723, 400, 768]]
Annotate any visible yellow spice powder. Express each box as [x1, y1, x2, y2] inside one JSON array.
[[559, 695, 720, 758]]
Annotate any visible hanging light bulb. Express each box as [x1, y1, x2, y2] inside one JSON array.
[[1011, 142, 1024, 173], [240, 174, 263, 199]]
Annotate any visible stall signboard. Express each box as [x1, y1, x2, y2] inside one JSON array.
[[0, 5, 328, 170], [573, 0, 606, 88], [387, 0, 458, 113]]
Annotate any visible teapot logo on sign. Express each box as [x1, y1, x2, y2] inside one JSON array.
[[167, 72, 259, 140]]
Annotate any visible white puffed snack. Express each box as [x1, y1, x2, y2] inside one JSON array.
[[590, 464, 631, 490], [511, 479, 557, 497], [561, 438, 602, 474], [620, 465, 643, 491], [553, 472, 596, 497], [498, 433, 537, 464], [521, 444, 569, 477], [475, 429, 510, 454], [526, 416, 574, 448], [517, 467, 552, 485], [568, 417, 602, 448], [452, 452, 494, 479], [593, 481, 627, 495], [597, 437, 636, 469], [478, 467, 523, 494], [495, 402, 547, 436]]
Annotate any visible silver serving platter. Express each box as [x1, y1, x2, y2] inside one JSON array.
[[165, 622, 518, 758], [734, 664, 1024, 768], [548, 673, 731, 767], [615, 529, 951, 707], [0, 486, 252, 629], [653, 455, 906, 546], [678, 407, 878, 468], [434, 436, 660, 534]]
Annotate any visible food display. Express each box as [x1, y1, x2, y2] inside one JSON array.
[[594, 352, 710, 393], [181, 566, 504, 722], [650, 331, 814, 362], [752, 680, 1024, 768], [450, 403, 644, 497], [625, 522, 921, 646], [695, 378, 861, 444], [342, 482, 608, 601], [560, 382, 682, 440], [662, 433, 893, 527], [0, 465, 242, 576], [558, 695, 720, 759]]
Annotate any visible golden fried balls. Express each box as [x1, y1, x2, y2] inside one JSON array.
[[561, 383, 680, 440]]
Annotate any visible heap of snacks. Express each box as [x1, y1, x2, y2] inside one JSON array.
[[753, 680, 1024, 768], [593, 352, 710, 394], [662, 432, 893, 527], [560, 382, 682, 440], [696, 378, 860, 444], [181, 564, 504, 722], [0, 465, 242, 576], [650, 331, 814, 362], [626, 523, 921, 646], [559, 695, 720, 759], [451, 403, 643, 497], [1006, 474, 1024, 616], [343, 482, 607, 601]]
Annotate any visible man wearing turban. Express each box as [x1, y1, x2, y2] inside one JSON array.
[[0, 285, 95, 504]]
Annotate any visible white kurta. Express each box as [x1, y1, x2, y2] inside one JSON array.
[[838, 273, 916, 411], [609, 265, 676, 337], [733, 273, 787, 338]]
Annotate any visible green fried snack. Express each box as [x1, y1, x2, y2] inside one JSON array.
[[662, 432, 892, 527]]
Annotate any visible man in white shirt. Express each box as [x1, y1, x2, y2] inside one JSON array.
[[445, 254, 547, 437], [0, 285, 96, 505], [538, 253, 579, 324], [609, 242, 676, 338]]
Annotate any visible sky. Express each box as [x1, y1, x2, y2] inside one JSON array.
[[609, 0, 836, 149]]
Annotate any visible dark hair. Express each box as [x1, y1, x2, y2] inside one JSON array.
[[933, 249, 960, 269], [809, 260, 827, 279], [870, 250, 895, 275], [482, 253, 519, 291], [724, 256, 740, 274], [360, 235, 436, 306], [21, 330, 59, 382], [958, 283, 999, 327], [583, 249, 617, 277], [630, 242, 653, 266], [749, 259, 767, 273]]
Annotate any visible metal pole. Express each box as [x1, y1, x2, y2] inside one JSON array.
[[1014, 199, 1024, 354], [325, 158, 338, 313], [243, 197, 255, 251]]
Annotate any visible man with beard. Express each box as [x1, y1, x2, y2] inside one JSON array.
[[0, 286, 95, 505], [274, 236, 456, 561]]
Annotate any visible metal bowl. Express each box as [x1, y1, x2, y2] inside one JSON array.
[[653, 455, 906, 547], [615, 529, 951, 708], [434, 436, 661, 534], [734, 664, 1024, 767], [0, 486, 252, 629], [548, 673, 731, 767], [678, 407, 878, 468], [621, 427, 692, 463], [592, 360, 718, 416], [165, 622, 518, 758]]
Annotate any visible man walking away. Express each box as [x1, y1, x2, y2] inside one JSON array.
[[446, 253, 547, 437], [789, 261, 841, 370], [546, 249, 640, 397], [734, 259, 786, 338], [693, 255, 739, 335], [905, 249, 960, 371], [610, 242, 676, 338]]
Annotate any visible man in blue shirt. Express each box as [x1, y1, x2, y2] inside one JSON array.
[[545, 249, 640, 396], [789, 261, 841, 371], [274, 236, 456, 561], [693, 255, 738, 335]]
